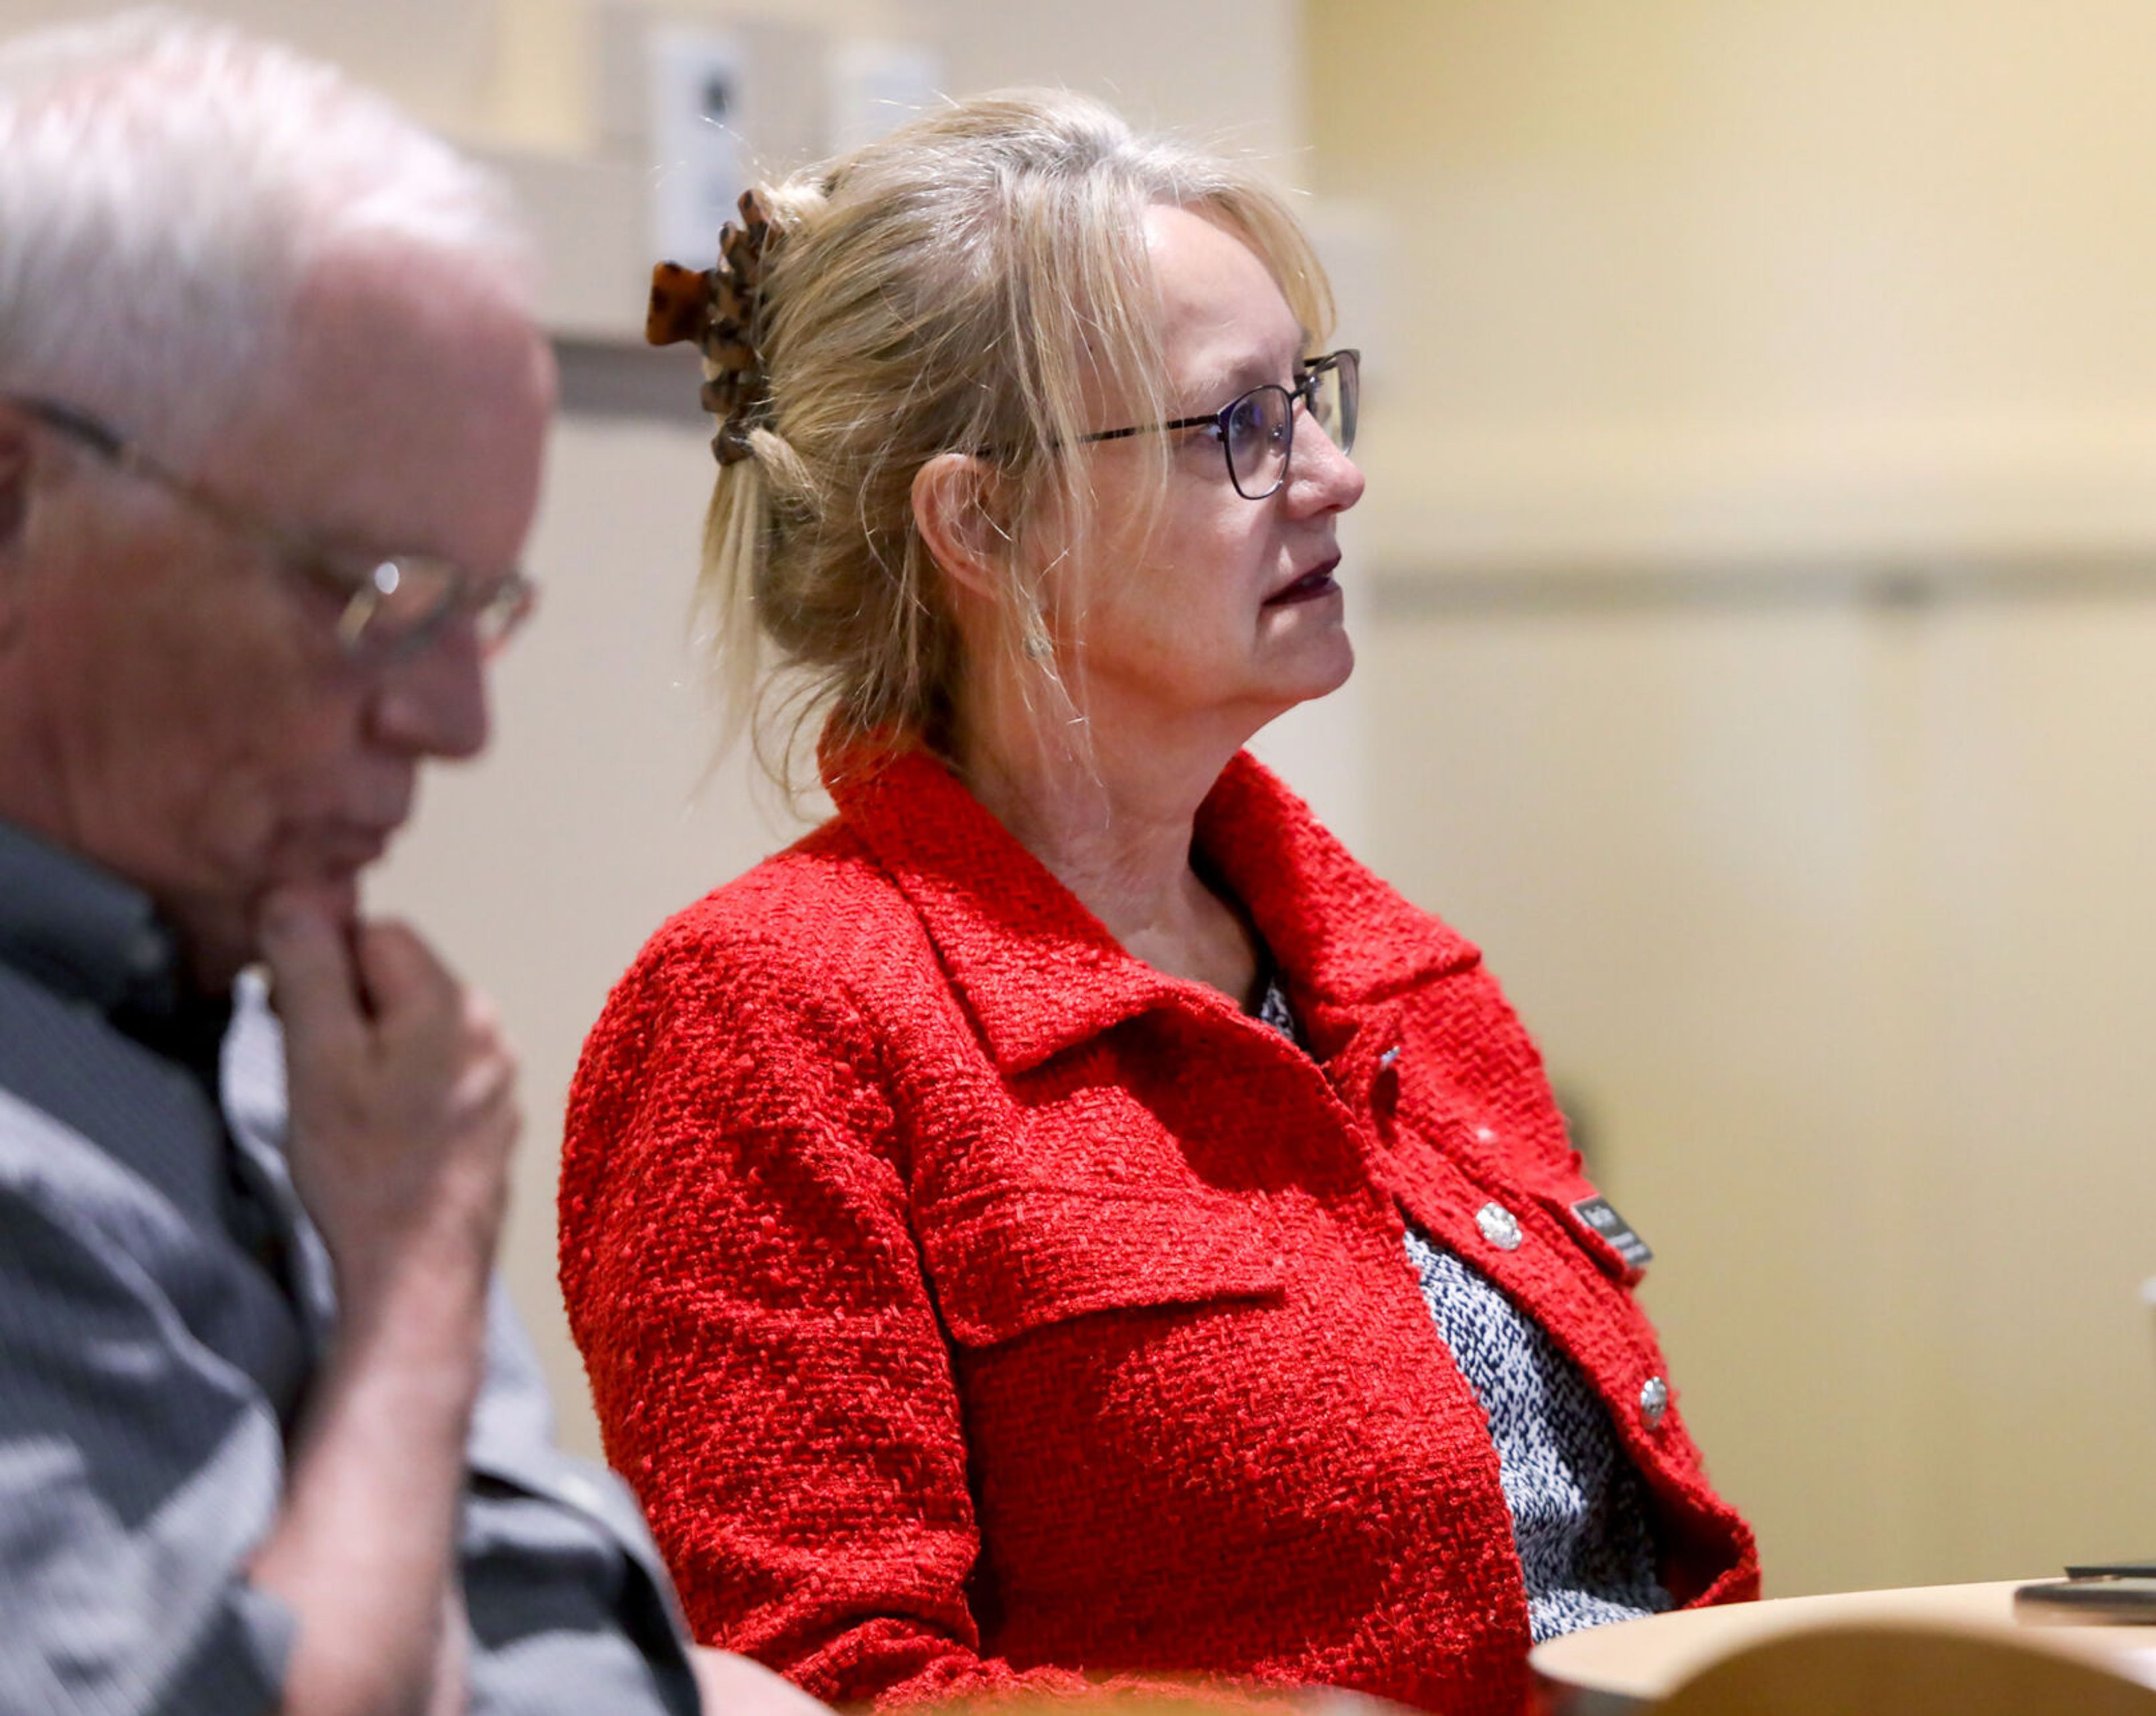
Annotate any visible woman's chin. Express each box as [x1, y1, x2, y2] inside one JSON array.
[[1261, 625, 1355, 708]]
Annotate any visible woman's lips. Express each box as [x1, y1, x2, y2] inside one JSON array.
[[1264, 561, 1341, 606]]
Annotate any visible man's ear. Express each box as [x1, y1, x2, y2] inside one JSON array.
[[0, 410, 30, 555], [910, 452, 1012, 603], [0, 412, 33, 649]]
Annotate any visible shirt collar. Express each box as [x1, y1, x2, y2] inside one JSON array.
[[0, 817, 181, 1018], [825, 742, 1480, 1073]]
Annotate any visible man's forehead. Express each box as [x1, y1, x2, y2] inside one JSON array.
[[273, 248, 548, 425], [209, 245, 552, 567]]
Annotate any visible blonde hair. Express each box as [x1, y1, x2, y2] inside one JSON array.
[[697, 88, 1332, 790]]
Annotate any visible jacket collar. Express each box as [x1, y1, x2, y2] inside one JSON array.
[[1194, 751, 1481, 1004], [827, 743, 1479, 1073]]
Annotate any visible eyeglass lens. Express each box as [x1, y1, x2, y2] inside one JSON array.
[[1222, 355, 1359, 501], [1224, 390, 1292, 499], [335, 556, 534, 658]]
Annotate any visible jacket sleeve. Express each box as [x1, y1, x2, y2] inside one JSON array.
[[458, 1280, 704, 1716], [0, 1090, 294, 1716], [559, 928, 1095, 1710], [218, 973, 706, 1716]]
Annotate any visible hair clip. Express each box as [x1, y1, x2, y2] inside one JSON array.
[[645, 189, 778, 466], [646, 262, 712, 348]]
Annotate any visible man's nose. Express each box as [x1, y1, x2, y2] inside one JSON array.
[[368, 621, 491, 760]]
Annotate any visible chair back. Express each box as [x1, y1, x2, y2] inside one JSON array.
[[1652, 1620, 2156, 1715]]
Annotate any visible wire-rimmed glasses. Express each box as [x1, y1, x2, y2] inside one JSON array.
[[1079, 349, 1360, 501], [8, 394, 535, 661]]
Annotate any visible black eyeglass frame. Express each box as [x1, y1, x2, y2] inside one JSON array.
[[6, 393, 536, 661], [1077, 349, 1360, 501]]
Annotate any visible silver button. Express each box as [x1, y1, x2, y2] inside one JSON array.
[[1377, 1045, 1401, 1070], [1639, 1375, 1670, 1429], [1476, 1201, 1523, 1251]]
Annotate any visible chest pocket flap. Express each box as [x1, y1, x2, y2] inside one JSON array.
[[920, 1182, 1285, 1347]]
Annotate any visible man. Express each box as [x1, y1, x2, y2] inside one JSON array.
[[0, 14, 819, 1714]]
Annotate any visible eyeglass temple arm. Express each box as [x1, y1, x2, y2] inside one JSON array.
[[15, 396, 129, 462], [1077, 411, 1229, 448]]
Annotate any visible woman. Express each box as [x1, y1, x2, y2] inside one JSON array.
[[562, 91, 1757, 1716]]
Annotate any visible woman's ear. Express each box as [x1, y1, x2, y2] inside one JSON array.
[[910, 452, 1010, 602]]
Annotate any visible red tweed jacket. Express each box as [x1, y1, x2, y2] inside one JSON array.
[[560, 748, 1758, 1715]]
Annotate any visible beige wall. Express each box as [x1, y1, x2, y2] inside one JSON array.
[[1313, 0, 2156, 568], [1313, 0, 2156, 1595]]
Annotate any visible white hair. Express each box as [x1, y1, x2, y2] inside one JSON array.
[[0, 8, 533, 464]]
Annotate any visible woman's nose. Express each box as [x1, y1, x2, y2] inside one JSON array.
[[1286, 413, 1366, 515]]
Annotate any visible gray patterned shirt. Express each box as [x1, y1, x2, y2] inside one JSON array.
[[0, 818, 702, 1715]]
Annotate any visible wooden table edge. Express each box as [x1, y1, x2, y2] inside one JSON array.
[[1529, 1578, 2156, 1710]]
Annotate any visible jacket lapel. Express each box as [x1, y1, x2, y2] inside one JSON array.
[[1195, 751, 1481, 1005]]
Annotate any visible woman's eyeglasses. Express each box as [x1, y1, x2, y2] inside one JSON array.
[[1079, 349, 1359, 501], [7, 394, 535, 662]]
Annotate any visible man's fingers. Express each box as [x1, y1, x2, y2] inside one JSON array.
[[354, 919, 458, 1031], [260, 889, 363, 1048], [451, 1037, 518, 1122]]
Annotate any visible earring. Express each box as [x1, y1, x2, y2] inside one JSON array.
[[1020, 602, 1054, 662]]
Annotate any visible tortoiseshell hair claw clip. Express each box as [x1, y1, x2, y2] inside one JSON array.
[[645, 187, 776, 466]]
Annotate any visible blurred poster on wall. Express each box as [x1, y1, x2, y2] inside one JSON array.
[[644, 21, 742, 267]]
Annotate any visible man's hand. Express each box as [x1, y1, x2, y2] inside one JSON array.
[[690, 1648, 834, 1716], [261, 891, 517, 1312], [249, 890, 518, 1716]]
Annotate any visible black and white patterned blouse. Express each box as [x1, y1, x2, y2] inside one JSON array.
[[1254, 968, 1672, 1643]]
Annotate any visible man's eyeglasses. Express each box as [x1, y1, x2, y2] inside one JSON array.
[[1079, 349, 1359, 502], [8, 395, 535, 661]]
